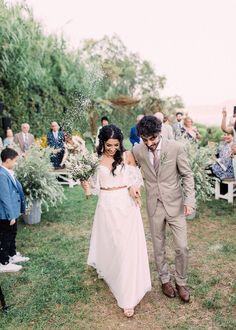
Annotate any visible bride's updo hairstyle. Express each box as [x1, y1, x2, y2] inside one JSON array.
[[97, 124, 125, 176]]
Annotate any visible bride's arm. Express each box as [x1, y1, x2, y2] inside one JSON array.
[[125, 151, 142, 206]]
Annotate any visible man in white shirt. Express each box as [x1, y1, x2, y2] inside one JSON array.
[[172, 112, 184, 139], [14, 123, 34, 153]]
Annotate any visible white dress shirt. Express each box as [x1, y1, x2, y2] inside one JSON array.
[[53, 131, 58, 140]]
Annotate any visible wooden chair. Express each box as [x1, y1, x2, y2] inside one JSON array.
[[215, 178, 236, 203]]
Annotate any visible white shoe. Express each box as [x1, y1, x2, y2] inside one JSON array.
[[0, 262, 22, 273], [10, 252, 30, 264]]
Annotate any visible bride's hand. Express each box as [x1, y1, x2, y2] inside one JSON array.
[[129, 185, 141, 199]]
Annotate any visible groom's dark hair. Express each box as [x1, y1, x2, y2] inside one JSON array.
[[136, 115, 162, 137]]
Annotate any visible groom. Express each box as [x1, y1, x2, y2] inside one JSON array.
[[132, 116, 195, 303]]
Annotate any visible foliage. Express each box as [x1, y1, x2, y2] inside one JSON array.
[[80, 35, 183, 135], [197, 125, 223, 147], [182, 139, 215, 204], [15, 145, 65, 209], [0, 1, 86, 136]]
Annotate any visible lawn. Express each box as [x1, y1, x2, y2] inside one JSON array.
[[0, 187, 235, 330]]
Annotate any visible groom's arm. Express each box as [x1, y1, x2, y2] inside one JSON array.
[[176, 144, 196, 210]]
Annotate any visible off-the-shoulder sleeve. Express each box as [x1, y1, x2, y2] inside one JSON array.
[[90, 171, 100, 195], [126, 165, 144, 188]]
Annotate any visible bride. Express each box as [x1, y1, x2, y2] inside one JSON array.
[[86, 124, 151, 317]]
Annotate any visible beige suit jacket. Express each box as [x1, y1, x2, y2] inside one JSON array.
[[132, 139, 195, 218], [14, 132, 34, 152]]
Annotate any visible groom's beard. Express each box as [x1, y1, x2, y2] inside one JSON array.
[[146, 141, 160, 152]]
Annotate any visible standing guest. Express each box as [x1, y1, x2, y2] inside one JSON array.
[[47, 122, 65, 169], [3, 129, 14, 147], [221, 108, 236, 142], [172, 111, 184, 139], [60, 133, 87, 167], [0, 137, 3, 151], [129, 114, 144, 146], [95, 116, 109, 147], [181, 117, 201, 142], [132, 116, 195, 303], [154, 112, 174, 140], [0, 148, 29, 273], [14, 123, 34, 153]]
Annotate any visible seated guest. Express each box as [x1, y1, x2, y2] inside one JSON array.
[[231, 143, 236, 179], [14, 123, 34, 153], [181, 117, 201, 142], [60, 133, 87, 167], [129, 114, 144, 146], [154, 112, 174, 140], [211, 133, 234, 180], [47, 122, 65, 169], [3, 129, 14, 147]]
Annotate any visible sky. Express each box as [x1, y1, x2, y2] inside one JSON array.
[[7, 0, 236, 123]]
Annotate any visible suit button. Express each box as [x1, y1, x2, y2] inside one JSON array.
[[18, 200, 20, 202]]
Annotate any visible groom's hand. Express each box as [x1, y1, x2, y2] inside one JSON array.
[[184, 206, 194, 216]]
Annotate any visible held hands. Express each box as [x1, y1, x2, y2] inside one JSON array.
[[129, 185, 142, 207], [53, 148, 61, 154], [184, 206, 194, 217]]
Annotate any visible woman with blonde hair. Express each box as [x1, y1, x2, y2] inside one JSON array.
[[182, 117, 201, 142]]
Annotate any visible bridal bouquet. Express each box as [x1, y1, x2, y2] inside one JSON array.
[[65, 152, 99, 197]]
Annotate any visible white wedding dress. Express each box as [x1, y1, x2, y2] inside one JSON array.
[[87, 162, 151, 309]]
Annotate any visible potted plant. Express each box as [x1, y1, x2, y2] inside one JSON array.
[[15, 146, 64, 224]]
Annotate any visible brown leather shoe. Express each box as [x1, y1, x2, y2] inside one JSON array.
[[176, 284, 190, 303], [162, 282, 176, 298]]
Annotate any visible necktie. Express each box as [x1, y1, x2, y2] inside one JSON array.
[[24, 134, 29, 151], [152, 149, 160, 175]]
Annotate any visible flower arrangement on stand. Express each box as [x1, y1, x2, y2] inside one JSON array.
[[15, 146, 65, 224], [65, 152, 99, 198]]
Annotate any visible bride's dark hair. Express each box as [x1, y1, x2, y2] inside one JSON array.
[[97, 124, 125, 176]]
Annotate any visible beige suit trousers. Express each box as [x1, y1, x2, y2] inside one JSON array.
[[149, 200, 188, 286]]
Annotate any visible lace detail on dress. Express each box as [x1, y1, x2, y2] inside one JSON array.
[[126, 165, 144, 188], [90, 172, 100, 195]]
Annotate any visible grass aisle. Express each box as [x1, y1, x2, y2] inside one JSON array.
[[0, 187, 235, 330]]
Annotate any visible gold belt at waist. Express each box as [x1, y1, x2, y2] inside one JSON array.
[[100, 185, 127, 191]]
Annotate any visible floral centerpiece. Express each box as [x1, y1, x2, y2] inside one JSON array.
[[15, 146, 65, 223], [65, 151, 99, 197]]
